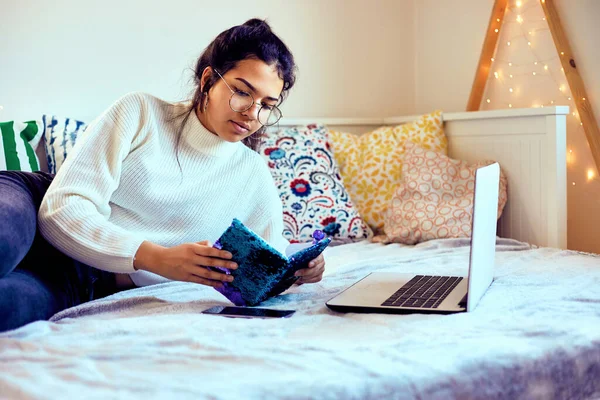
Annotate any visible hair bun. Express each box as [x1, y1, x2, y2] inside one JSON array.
[[243, 18, 271, 30]]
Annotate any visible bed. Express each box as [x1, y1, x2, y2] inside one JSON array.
[[3, 106, 600, 400]]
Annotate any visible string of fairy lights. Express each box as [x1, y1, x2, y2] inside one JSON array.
[[482, 0, 595, 185]]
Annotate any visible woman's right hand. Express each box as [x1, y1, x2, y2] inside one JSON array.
[[133, 240, 237, 288]]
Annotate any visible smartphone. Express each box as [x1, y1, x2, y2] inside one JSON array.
[[202, 306, 295, 319]]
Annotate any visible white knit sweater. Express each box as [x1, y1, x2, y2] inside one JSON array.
[[38, 92, 288, 287]]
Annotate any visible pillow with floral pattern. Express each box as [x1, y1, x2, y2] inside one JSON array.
[[259, 124, 371, 243]]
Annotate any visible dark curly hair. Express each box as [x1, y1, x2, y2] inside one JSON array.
[[176, 18, 297, 154]]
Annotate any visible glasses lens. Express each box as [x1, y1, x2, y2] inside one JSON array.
[[259, 106, 282, 126], [230, 92, 253, 112]]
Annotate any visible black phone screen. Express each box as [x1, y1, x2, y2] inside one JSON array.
[[202, 306, 295, 318]]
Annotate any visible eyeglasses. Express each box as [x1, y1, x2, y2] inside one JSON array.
[[214, 69, 282, 127]]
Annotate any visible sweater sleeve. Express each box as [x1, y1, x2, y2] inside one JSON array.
[[38, 93, 149, 273], [260, 196, 290, 256], [243, 159, 290, 256]]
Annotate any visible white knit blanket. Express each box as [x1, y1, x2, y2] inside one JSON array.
[[1, 238, 600, 400]]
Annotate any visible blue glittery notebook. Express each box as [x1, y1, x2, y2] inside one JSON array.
[[211, 218, 332, 307]]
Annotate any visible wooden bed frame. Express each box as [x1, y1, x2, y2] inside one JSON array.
[[279, 106, 569, 249]]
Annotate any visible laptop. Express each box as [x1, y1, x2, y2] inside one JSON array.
[[326, 162, 500, 314]]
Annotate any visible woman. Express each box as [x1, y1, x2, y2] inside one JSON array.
[[0, 19, 325, 332]]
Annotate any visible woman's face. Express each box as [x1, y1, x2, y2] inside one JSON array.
[[197, 59, 284, 143]]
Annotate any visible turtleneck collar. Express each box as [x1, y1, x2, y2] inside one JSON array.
[[183, 107, 241, 157]]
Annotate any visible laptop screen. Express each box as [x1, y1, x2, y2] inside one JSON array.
[[466, 163, 500, 312]]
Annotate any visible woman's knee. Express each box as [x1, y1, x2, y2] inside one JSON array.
[[0, 172, 43, 277], [0, 270, 62, 332]]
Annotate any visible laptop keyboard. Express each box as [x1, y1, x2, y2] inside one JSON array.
[[381, 275, 463, 308]]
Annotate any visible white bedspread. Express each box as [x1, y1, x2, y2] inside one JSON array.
[[1, 238, 600, 400]]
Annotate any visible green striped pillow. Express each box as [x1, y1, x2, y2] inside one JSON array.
[[0, 120, 44, 172]]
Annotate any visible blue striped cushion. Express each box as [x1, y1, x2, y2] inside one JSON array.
[[42, 115, 87, 174]]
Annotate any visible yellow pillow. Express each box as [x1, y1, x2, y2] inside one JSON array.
[[328, 110, 447, 233]]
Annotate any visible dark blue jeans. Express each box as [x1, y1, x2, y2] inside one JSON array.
[[0, 171, 121, 332]]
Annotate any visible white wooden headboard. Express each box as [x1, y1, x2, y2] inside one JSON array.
[[278, 106, 569, 249]]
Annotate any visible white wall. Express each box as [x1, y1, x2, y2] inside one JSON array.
[[555, 0, 600, 253], [0, 0, 415, 122], [3, 0, 599, 252], [414, 0, 495, 114]]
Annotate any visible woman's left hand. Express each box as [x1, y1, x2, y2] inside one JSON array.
[[295, 254, 325, 284]]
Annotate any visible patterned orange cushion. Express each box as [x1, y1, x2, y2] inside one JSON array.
[[328, 111, 447, 233], [378, 142, 508, 245]]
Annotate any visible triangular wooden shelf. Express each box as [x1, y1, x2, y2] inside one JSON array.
[[468, 0, 600, 174]]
